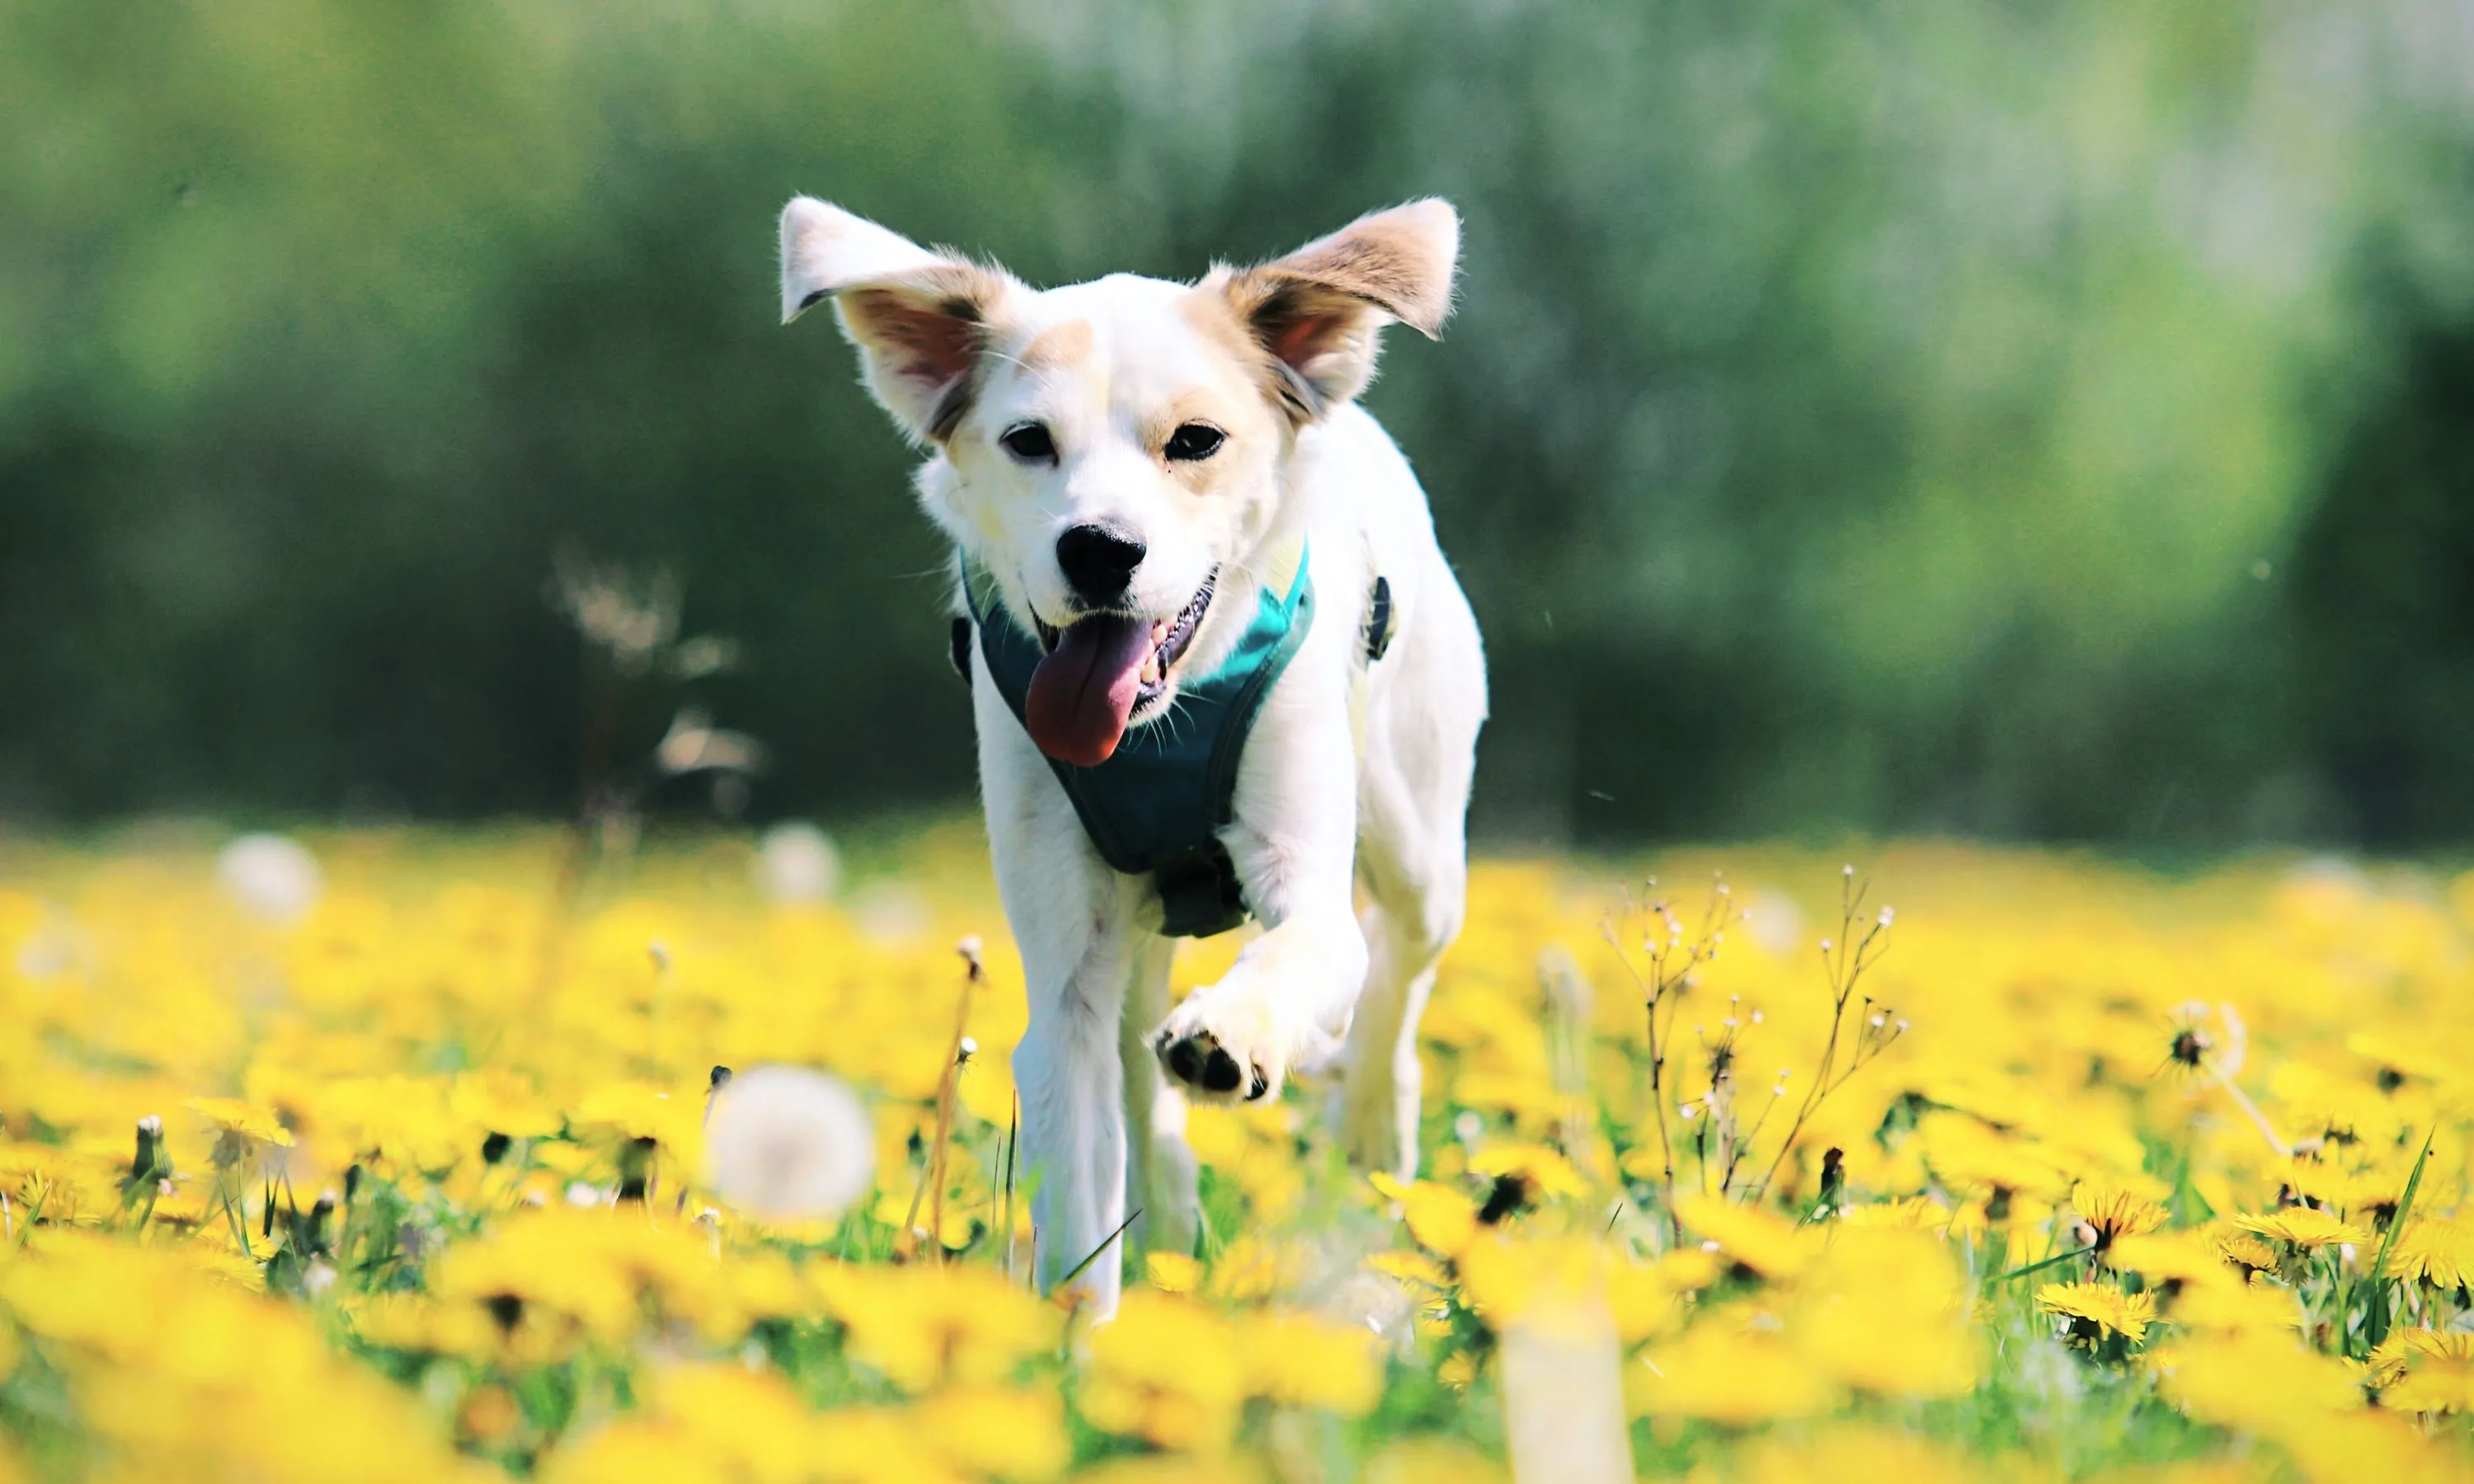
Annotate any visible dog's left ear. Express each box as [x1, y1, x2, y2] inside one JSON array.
[[780, 196, 1017, 444], [1211, 199, 1459, 422]]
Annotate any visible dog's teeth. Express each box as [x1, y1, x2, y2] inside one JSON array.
[[1141, 655, 1161, 685]]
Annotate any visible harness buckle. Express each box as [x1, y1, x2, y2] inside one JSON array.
[[1153, 842, 1248, 938], [950, 617, 975, 684], [1363, 575, 1395, 663]]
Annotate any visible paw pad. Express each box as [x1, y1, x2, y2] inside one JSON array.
[[1155, 1028, 1272, 1101]]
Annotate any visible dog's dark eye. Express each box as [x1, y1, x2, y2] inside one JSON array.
[[1164, 423, 1225, 463], [999, 422, 1056, 464]]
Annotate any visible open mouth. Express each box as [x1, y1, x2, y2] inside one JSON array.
[[1034, 575, 1216, 711], [1021, 574, 1217, 768]]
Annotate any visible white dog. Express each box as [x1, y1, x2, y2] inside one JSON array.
[[780, 197, 1486, 1313]]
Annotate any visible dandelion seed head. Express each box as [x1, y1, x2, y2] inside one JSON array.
[[758, 821, 842, 904], [217, 834, 323, 925], [704, 1065, 874, 1221]]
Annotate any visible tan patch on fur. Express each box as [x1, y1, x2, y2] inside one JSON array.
[[1017, 319, 1094, 371], [1181, 288, 1268, 367], [1186, 274, 1324, 426]]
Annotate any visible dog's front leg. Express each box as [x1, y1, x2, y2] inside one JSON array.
[[1010, 903, 1150, 1313], [976, 665, 1150, 1315], [1154, 695, 1367, 1105]]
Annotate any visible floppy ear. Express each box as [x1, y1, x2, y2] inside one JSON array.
[[778, 196, 1015, 444], [1211, 199, 1459, 422]]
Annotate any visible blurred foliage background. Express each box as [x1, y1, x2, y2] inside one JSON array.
[[8, 0, 2474, 848]]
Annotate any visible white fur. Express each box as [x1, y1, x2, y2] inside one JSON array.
[[782, 197, 1487, 1314]]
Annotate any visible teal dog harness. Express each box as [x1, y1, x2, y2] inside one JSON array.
[[962, 543, 1316, 938]]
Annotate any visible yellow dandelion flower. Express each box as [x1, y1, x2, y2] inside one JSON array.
[[1728, 1427, 1990, 1484], [2068, 1179, 2168, 1249], [1653, 1246, 1726, 1291], [1456, 1232, 1608, 1329], [1369, 1172, 1480, 1259], [1206, 1233, 1306, 1302], [918, 1385, 1073, 1482], [1605, 1256, 1686, 1345], [182, 1096, 294, 1148], [1145, 1250, 1202, 1294], [1674, 1193, 1817, 1279], [2367, 1327, 2474, 1405], [1237, 1309, 1384, 1416], [1795, 1229, 1980, 1397], [2281, 1158, 2403, 1219], [1080, 1291, 1247, 1450], [811, 1407, 969, 1484], [642, 1364, 834, 1482], [1912, 1111, 2075, 1200], [345, 1292, 492, 1357], [2213, 1228, 2279, 1275], [1366, 1249, 1451, 1291], [1835, 1196, 1957, 1232], [2035, 1282, 2155, 1344], [447, 1069, 564, 1140], [2150, 1335, 2361, 1430], [1629, 1321, 1841, 1424], [1366, 1439, 1507, 1484], [1467, 1140, 1590, 1201], [1066, 1457, 1267, 1484], [2391, 1219, 2474, 1291], [813, 1261, 1058, 1393], [2232, 1206, 2369, 1249], [2105, 1231, 2223, 1284], [2167, 1276, 2303, 1338], [2384, 1358, 2474, 1416]]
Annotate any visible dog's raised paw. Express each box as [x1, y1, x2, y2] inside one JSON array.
[[1153, 1018, 1274, 1103]]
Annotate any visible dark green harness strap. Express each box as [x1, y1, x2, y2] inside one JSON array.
[[964, 547, 1317, 937]]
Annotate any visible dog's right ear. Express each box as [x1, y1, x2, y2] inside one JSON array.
[[779, 197, 1015, 444]]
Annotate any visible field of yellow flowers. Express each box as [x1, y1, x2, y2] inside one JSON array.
[[2, 821, 2472, 1482]]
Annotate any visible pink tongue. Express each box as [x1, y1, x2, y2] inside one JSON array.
[[1025, 615, 1152, 767]]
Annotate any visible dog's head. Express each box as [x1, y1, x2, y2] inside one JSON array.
[[780, 198, 1458, 767]]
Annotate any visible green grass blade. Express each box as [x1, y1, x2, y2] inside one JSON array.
[[2362, 1126, 2434, 1351], [1992, 1244, 2095, 1284], [1056, 1206, 1142, 1293]]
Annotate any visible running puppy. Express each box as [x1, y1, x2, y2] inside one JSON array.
[[779, 198, 1485, 1313]]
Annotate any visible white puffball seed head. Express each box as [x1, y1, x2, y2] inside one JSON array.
[[703, 1065, 874, 1220], [218, 834, 323, 925]]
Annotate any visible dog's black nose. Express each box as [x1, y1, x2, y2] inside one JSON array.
[[1056, 524, 1145, 603]]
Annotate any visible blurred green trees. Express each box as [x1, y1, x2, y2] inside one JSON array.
[[6, 0, 2473, 845]]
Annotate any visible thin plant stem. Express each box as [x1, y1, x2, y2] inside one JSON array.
[[1993, 1243, 2095, 1283], [2208, 1066, 2290, 1160], [909, 943, 982, 1264], [1056, 1207, 1143, 1292]]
